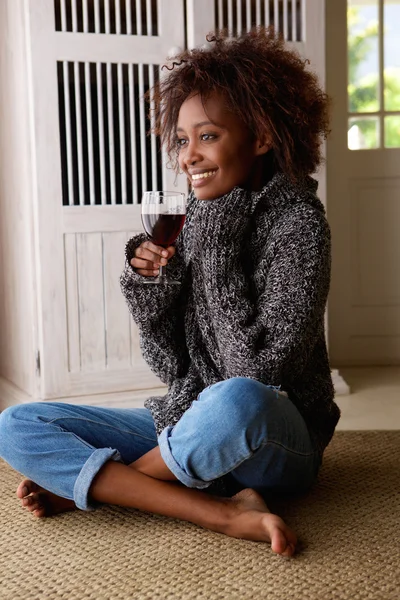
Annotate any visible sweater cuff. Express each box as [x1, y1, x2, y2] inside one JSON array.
[[125, 233, 148, 265]]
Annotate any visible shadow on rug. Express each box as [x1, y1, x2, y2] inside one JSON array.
[[0, 431, 399, 600]]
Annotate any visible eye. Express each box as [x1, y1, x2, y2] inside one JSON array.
[[200, 133, 217, 141], [175, 137, 187, 149]]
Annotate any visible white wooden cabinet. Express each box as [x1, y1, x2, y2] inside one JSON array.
[[0, 0, 325, 410]]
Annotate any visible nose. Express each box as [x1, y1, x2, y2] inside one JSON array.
[[182, 139, 203, 167]]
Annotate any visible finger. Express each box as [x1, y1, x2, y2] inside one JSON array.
[[140, 241, 169, 260], [137, 268, 160, 277], [131, 257, 165, 271], [146, 240, 170, 256], [134, 245, 158, 264], [165, 246, 176, 259], [134, 247, 167, 266]]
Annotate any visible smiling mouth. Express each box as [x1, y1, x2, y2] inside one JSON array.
[[191, 170, 218, 181]]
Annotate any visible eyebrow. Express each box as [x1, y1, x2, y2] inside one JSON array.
[[176, 120, 224, 132]]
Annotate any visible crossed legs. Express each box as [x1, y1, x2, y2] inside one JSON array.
[[2, 379, 320, 558]]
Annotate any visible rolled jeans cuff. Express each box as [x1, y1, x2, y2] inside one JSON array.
[[158, 426, 212, 489], [73, 448, 123, 510]]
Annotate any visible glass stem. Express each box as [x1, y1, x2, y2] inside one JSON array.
[[159, 265, 167, 282]]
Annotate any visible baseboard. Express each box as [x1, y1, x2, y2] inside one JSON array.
[[54, 387, 167, 409], [331, 369, 350, 395], [0, 376, 167, 411]]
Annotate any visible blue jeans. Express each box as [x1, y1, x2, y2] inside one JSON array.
[[0, 377, 321, 511]]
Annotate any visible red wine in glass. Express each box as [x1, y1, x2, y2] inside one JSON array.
[[141, 191, 186, 285], [142, 213, 186, 248]]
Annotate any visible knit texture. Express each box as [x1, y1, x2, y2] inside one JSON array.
[[120, 172, 340, 457]]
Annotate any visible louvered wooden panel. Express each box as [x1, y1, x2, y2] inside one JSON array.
[[215, 0, 304, 41], [58, 61, 161, 206], [54, 0, 159, 36]]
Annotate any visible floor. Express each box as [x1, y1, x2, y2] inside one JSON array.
[[334, 366, 400, 430]]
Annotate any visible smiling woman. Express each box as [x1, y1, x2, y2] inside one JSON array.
[[176, 94, 270, 200], [0, 27, 339, 560], [151, 27, 330, 183]]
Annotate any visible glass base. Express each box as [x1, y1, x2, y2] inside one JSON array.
[[141, 277, 180, 285]]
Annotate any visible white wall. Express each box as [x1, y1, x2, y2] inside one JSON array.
[[0, 0, 36, 395]]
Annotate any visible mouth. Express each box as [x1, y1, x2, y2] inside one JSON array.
[[189, 169, 218, 187]]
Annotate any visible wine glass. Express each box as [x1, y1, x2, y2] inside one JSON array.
[[141, 191, 187, 285]]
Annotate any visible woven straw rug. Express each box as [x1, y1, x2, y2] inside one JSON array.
[[0, 431, 399, 600]]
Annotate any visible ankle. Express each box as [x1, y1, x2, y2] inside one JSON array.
[[202, 496, 238, 535]]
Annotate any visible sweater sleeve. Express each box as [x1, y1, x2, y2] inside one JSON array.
[[194, 197, 331, 385], [120, 233, 190, 385]]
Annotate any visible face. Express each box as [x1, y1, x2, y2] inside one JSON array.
[[176, 94, 268, 200]]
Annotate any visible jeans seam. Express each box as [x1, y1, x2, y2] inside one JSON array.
[[259, 439, 317, 458], [203, 439, 318, 481], [46, 417, 157, 443]]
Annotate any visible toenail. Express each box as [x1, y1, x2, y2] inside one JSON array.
[[22, 486, 28, 496]]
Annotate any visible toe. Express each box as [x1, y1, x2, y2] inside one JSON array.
[[24, 495, 45, 515], [17, 479, 40, 499], [32, 505, 46, 518], [283, 525, 297, 549], [279, 541, 296, 558], [17, 481, 29, 499], [270, 528, 290, 555], [21, 492, 42, 510], [270, 520, 297, 557]]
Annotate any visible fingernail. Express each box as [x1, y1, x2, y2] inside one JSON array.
[[162, 251, 168, 257]]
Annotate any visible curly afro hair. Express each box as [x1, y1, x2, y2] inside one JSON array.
[[148, 27, 330, 182]]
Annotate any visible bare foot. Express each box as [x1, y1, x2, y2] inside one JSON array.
[[17, 479, 76, 518], [222, 488, 297, 558]]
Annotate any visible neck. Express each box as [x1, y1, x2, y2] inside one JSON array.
[[248, 150, 276, 192]]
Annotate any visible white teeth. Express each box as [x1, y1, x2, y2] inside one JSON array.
[[192, 170, 217, 181]]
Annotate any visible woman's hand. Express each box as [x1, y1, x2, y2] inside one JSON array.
[[130, 240, 176, 277]]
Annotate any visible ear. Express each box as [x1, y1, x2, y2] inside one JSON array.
[[254, 139, 272, 157]]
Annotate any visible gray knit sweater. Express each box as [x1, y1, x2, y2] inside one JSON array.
[[120, 172, 340, 457]]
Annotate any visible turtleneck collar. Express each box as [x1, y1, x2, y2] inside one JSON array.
[[187, 171, 322, 219]]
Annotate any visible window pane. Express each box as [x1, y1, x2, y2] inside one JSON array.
[[384, 1, 400, 111], [348, 1, 379, 113], [348, 116, 380, 149], [384, 115, 400, 148]]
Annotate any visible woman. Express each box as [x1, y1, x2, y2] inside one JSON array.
[[0, 28, 340, 558]]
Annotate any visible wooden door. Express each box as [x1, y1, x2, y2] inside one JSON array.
[[327, 0, 400, 365], [28, 0, 186, 400]]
